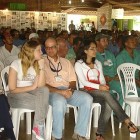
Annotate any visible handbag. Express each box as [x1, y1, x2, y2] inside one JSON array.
[[84, 69, 100, 91]]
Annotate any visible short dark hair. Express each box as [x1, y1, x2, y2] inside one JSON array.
[[73, 37, 83, 45]]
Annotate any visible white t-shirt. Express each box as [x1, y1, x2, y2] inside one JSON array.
[[0, 45, 20, 66], [74, 59, 106, 89], [10, 59, 36, 87]]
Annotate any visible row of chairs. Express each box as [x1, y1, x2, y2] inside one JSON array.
[[0, 66, 114, 140], [1, 63, 140, 139]]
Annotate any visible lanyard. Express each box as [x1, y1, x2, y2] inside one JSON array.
[[47, 56, 62, 76]]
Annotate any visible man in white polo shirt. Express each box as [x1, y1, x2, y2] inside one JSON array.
[[0, 32, 20, 66]]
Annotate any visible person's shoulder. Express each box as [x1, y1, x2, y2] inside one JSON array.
[[13, 45, 20, 49], [10, 59, 21, 67], [12, 59, 21, 64], [105, 50, 115, 56], [75, 60, 84, 69], [95, 59, 102, 67], [134, 49, 140, 55], [116, 49, 125, 58], [0, 45, 5, 50], [60, 57, 71, 65], [76, 59, 83, 62], [75, 60, 83, 65]]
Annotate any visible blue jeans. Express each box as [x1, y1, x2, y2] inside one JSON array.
[[49, 89, 93, 139]]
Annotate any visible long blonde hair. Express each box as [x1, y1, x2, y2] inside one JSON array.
[[18, 39, 41, 76]]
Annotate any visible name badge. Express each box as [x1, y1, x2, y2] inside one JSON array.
[[104, 59, 113, 66], [55, 75, 62, 82]]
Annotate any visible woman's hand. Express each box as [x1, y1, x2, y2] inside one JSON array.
[[99, 84, 110, 91], [32, 77, 38, 90], [105, 76, 112, 83]]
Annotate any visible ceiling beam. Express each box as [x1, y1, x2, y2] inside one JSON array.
[[106, 0, 140, 10], [62, 7, 76, 13]]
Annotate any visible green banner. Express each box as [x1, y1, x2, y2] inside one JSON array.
[[9, 3, 26, 11]]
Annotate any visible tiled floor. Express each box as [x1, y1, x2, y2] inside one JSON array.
[[19, 109, 140, 140]]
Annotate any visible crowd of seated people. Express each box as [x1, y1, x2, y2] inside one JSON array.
[[0, 26, 140, 140]]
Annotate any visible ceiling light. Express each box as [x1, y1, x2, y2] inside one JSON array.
[[82, 0, 84, 2], [69, 0, 72, 4]]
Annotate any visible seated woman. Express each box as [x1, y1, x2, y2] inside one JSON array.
[[74, 40, 139, 140], [7, 39, 49, 140]]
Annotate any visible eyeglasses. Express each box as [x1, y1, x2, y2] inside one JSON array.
[[45, 46, 56, 50], [88, 47, 97, 51]]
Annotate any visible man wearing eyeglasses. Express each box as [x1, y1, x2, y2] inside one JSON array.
[[44, 37, 93, 140]]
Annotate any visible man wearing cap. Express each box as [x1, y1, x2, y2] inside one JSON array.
[[95, 33, 123, 105], [0, 32, 20, 66], [29, 32, 46, 54], [116, 35, 140, 96], [29, 33, 39, 40]]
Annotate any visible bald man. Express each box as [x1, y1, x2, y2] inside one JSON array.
[[44, 37, 93, 140]]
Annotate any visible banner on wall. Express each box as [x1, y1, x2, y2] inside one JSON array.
[[97, 4, 112, 31], [111, 9, 124, 19], [0, 10, 67, 31]]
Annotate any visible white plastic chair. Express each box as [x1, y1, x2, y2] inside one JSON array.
[[117, 63, 140, 138], [86, 104, 115, 139], [76, 79, 115, 139], [1, 66, 34, 139], [1, 66, 52, 140], [45, 81, 79, 140], [45, 103, 77, 140]]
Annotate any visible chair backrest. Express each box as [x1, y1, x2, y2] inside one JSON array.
[[1, 66, 10, 95], [117, 63, 140, 99]]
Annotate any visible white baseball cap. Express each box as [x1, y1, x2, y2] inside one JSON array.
[[29, 33, 39, 40]]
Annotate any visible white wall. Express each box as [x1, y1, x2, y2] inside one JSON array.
[[67, 14, 97, 32]]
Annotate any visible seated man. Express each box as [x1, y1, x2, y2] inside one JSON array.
[[56, 37, 75, 66], [116, 35, 140, 95], [65, 32, 77, 63], [0, 32, 20, 66], [56, 37, 68, 58], [95, 33, 123, 105], [44, 37, 93, 140]]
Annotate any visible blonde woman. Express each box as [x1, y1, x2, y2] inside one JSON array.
[[7, 39, 49, 140]]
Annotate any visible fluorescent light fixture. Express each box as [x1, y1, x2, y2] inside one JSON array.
[[69, 0, 72, 4]]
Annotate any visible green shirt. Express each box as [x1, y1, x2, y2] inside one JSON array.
[[65, 47, 76, 61], [96, 50, 117, 78], [116, 49, 140, 79], [116, 49, 140, 66]]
